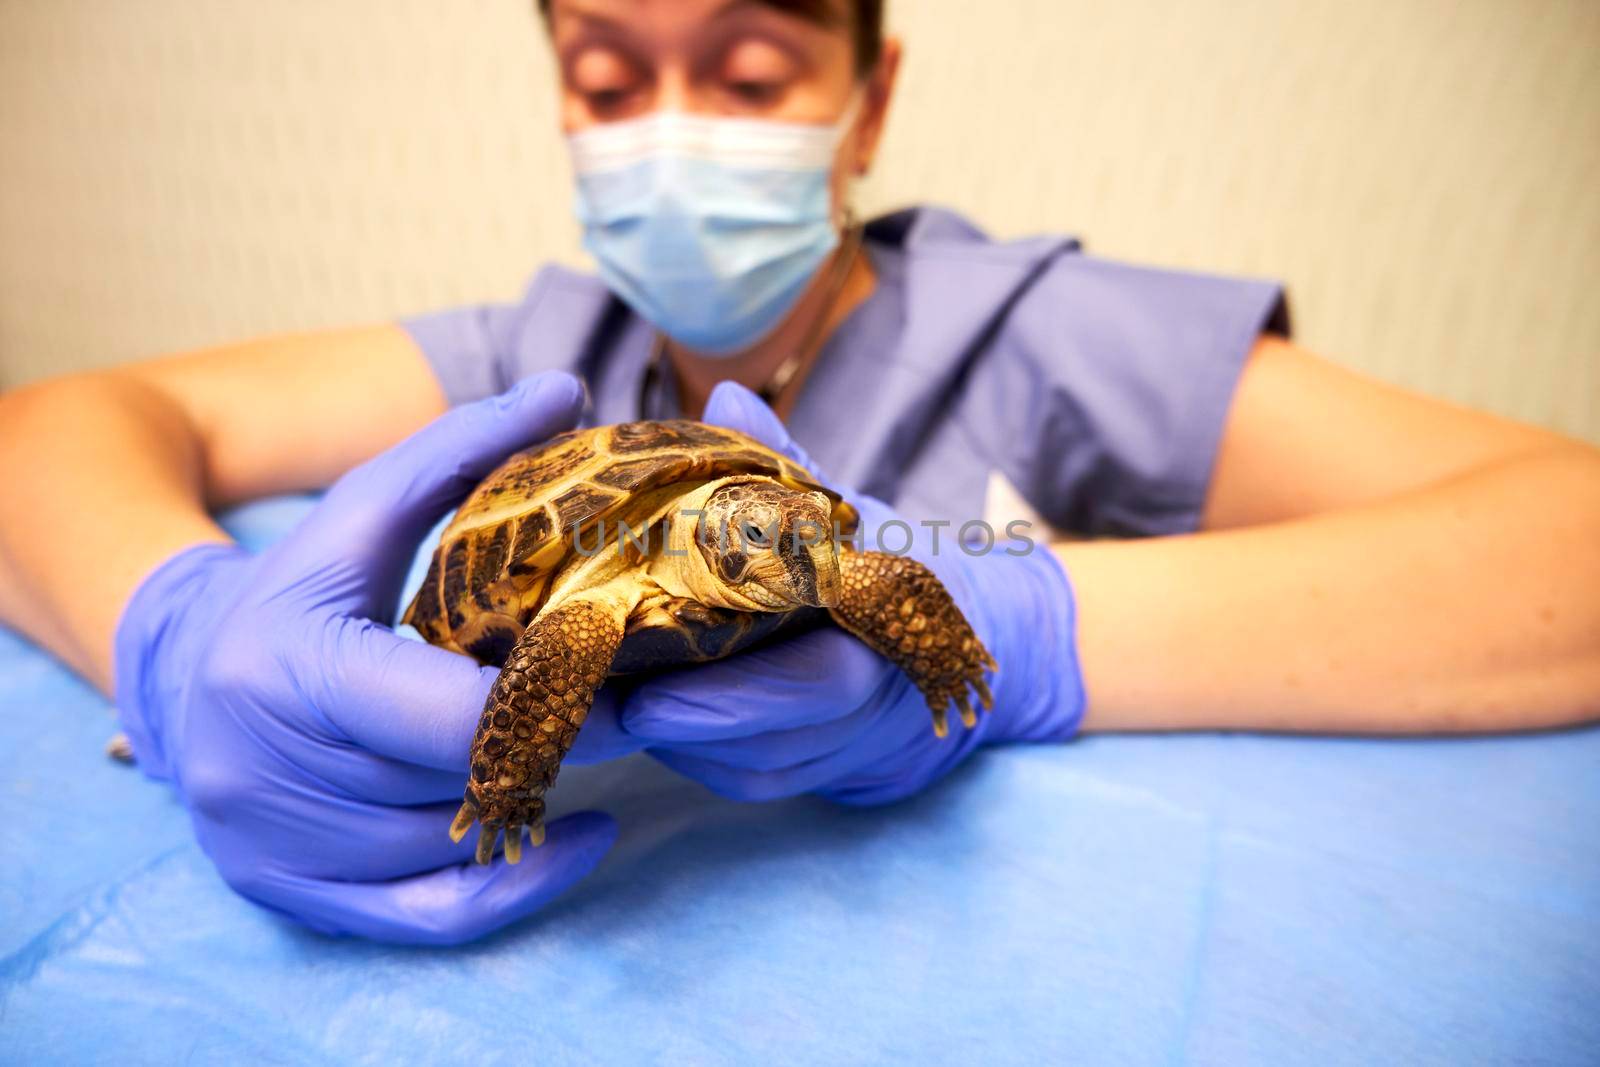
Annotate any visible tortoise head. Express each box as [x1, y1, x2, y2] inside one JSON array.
[[698, 480, 841, 610]]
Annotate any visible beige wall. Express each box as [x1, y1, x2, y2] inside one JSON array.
[[2, 0, 1596, 440]]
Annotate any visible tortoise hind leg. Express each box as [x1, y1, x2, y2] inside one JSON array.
[[827, 551, 996, 738], [454, 594, 629, 865]]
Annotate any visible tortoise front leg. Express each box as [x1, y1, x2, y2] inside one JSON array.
[[827, 551, 997, 738], [452, 595, 628, 865]]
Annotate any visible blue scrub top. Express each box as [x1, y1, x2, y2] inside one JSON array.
[[403, 206, 1286, 537]]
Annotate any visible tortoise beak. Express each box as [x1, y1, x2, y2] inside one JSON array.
[[809, 541, 842, 609], [776, 526, 841, 608]]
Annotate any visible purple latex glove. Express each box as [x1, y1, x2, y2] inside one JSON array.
[[113, 372, 625, 944], [622, 382, 1085, 805]]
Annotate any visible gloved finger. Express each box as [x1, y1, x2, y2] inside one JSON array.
[[622, 628, 894, 741], [289, 744, 467, 806], [647, 695, 937, 802], [267, 372, 586, 615], [637, 682, 901, 771], [646, 748, 798, 802], [301, 616, 496, 771], [652, 703, 978, 807], [254, 797, 502, 882], [240, 811, 618, 945], [316, 620, 642, 770], [702, 381, 833, 483], [311, 620, 641, 772], [647, 730, 906, 802]]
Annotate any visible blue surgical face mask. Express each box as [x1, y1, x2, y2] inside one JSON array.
[[567, 99, 859, 356]]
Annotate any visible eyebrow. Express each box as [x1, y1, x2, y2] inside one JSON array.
[[551, 0, 835, 77], [553, 0, 756, 30], [558, 0, 843, 37]]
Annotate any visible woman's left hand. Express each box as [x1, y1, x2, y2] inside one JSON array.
[[621, 383, 1086, 805]]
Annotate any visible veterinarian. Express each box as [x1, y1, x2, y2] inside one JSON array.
[[1, 0, 1597, 944]]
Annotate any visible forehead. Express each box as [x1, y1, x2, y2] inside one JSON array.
[[547, 0, 847, 35]]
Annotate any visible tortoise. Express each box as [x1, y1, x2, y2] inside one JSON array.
[[403, 419, 997, 864]]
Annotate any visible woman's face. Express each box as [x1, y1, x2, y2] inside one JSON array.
[[547, 0, 896, 198]]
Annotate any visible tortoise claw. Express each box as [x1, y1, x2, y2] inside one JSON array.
[[503, 826, 523, 865], [449, 800, 478, 844], [451, 800, 545, 864], [474, 826, 499, 865]]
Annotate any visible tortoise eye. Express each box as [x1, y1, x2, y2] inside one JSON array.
[[740, 522, 770, 548]]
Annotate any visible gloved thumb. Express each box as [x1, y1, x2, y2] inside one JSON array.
[[701, 381, 834, 484], [268, 372, 587, 617]]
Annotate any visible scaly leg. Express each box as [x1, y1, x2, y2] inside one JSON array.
[[451, 595, 628, 864], [828, 551, 997, 738]]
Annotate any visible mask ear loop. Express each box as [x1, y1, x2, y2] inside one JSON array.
[[832, 87, 869, 228]]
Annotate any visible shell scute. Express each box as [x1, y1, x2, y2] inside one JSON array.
[[551, 483, 624, 531], [610, 419, 732, 454], [401, 419, 849, 663], [441, 540, 471, 631], [593, 454, 693, 491], [507, 510, 555, 575]]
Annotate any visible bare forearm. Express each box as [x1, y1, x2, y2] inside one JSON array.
[[0, 375, 228, 690], [1066, 446, 1600, 734], [0, 326, 445, 693]]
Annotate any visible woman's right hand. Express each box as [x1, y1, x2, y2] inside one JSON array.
[[112, 372, 623, 944]]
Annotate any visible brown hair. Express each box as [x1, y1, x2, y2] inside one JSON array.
[[537, 0, 885, 79]]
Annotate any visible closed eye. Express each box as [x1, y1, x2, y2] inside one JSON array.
[[724, 79, 783, 108]]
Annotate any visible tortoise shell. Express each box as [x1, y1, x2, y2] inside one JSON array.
[[402, 419, 855, 667]]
